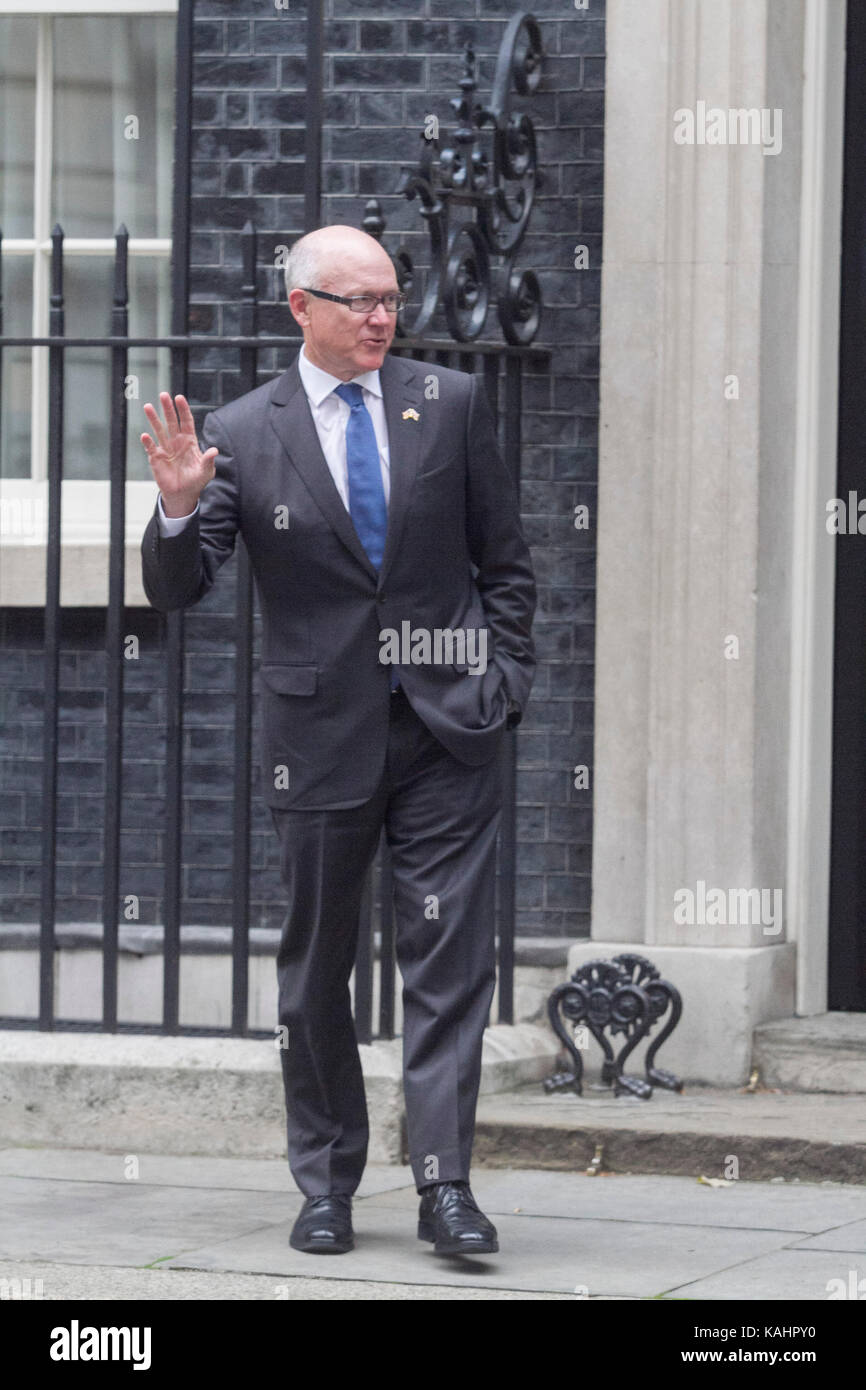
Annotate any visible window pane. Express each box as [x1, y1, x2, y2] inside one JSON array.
[[52, 16, 175, 239], [62, 255, 171, 481], [127, 256, 172, 483], [0, 18, 38, 237], [0, 257, 33, 479]]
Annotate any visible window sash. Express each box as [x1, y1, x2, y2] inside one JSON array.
[[0, 2, 177, 13], [2, 7, 175, 483], [1, 0, 176, 594]]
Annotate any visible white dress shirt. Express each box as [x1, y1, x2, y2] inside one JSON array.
[[156, 343, 391, 535]]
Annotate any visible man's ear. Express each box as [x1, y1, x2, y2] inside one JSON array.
[[288, 287, 311, 329]]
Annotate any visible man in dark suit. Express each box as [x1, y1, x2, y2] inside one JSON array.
[[140, 224, 536, 1257]]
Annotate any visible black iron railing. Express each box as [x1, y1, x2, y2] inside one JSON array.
[[0, 2, 550, 1040], [0, 221, 548, 1040]]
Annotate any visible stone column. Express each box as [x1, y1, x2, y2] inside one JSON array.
[[580, 0, 842, 1082]]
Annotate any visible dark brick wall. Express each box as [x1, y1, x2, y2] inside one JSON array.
[[0, 0, 603, 937], [0, 605, 280, 927]]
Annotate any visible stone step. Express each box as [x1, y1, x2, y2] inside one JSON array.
[[752, 1013, 866, 1093], [0, 1024, 560, 1165], [471, 1080, 866, 1184]]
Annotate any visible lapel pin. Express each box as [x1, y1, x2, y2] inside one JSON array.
[[402, 407, 420, 421]]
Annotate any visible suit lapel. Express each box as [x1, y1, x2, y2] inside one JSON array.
[[269, 350, 426, 588], [377, 352, 425, 589]]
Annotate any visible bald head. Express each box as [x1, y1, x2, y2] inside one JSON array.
[[285, 224, 401, 381], [284, 225, 394, 299]]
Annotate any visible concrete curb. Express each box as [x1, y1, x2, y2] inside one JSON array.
[[473, 1083, 866, 1184], [473, 1119, 866, 1184]]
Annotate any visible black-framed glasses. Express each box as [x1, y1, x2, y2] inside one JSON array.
[[302, 287, 406, 314]]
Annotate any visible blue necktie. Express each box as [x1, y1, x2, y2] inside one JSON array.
[[333, 382, 399, 690]]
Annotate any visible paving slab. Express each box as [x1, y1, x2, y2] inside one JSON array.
[[0, 1260, 574, 1301], [362, 1168, 866, 1233], [666, 1248, 866, 1301], [3, 1150, 866, 1300], [0, 1149, 413, 1197], [0, 1175, 296, 1267], [789, 1219, 866, 1253], [10, 1149, 864, 1236], [166, 1206, 801, 1298]]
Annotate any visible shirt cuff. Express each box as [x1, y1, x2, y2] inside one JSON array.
[[157, 494, 199, 537]]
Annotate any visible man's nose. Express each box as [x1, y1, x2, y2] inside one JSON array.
[[368, 300, 391, 324]]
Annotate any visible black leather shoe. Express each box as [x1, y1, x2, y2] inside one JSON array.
[[417, 1181, 499, 1256], [289, 1194, 354, 1254]]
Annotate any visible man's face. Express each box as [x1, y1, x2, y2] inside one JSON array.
[[289, 247, 400, 381]]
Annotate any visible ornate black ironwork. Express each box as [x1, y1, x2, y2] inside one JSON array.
[[544, 955, 684, 1100], [363, 12, 544, 346], [611, 953, 684, 1093]]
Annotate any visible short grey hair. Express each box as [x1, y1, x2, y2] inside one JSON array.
[[283, 236, 326, 300]]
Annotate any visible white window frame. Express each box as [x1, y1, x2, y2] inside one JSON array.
[[0, 2, 177, 16], [0, 0, 178, 605]]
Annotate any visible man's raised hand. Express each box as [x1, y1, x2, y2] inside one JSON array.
[[141, 392, 218, 518]]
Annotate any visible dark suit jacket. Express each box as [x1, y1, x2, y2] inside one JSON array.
[[140, 350, 537, 810]]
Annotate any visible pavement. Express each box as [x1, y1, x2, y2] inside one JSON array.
[[2, 1146, 865, 1300]]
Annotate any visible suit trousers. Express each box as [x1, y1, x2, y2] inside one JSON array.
[[270, 684, 503, 1197]]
